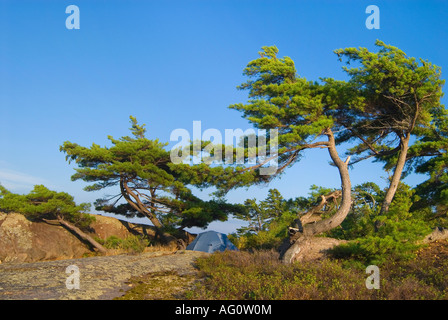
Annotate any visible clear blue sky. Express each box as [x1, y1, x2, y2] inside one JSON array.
[[0, 0, 447, 233]]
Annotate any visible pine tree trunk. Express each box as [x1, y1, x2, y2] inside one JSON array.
[[56, 217, 108, 254], [379, 135, 410, 215], [120, 178, 164, 229], [280, 129, 352, 263]]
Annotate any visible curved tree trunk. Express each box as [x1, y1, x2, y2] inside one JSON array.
[[118, 179, 182, 245], [44, 217, 108, 254], [279, 129, 352, 263], [120, 178, 163, 229]]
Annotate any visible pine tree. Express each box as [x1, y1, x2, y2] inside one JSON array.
[[227, 46, 353, 262], [332, 40, 445, 217], [0, 185, 107, 253], [235, 188, 287, 234], [60, 116, 242, 241]]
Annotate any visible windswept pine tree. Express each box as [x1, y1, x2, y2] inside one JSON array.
[[220, 41, 447, 262], [225, 46, 353, 262], [331, 40, 445, 218], [60, 116, 243, 244], [0, 185, 107, 253]]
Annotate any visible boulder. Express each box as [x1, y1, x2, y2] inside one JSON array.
[[0, 213, 158, 263], [0, 213, 90, 263], [279, 236, 347, 263], [88, 214, 162, 240], [89, 215, 137, 240]]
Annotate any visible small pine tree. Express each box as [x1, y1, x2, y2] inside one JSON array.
[[330, 183, 432, 265], [0, 185, 107, 253], [232, 189, 299, 249]]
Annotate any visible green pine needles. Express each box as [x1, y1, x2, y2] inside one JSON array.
[[60, 116, 243, 235]]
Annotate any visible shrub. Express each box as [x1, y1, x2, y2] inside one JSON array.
[[329, 184, 432, 265], [187, 250, 374, 300], [102, 235, 149, 253], [185, 242, 448, 300]]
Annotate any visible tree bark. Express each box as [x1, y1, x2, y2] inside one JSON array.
[[379, 134, 411, 216], [279, 129, 352, 263], [118, 179, 182, 245], [120, 178, 163, 228]]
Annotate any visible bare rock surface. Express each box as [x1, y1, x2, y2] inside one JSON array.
[[0, 250, 208, 300], [0, 213, 159, 263]]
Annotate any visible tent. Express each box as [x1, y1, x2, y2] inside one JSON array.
[[186, 230, 238, 253]]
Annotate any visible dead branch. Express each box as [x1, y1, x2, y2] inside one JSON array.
[[287, 190, 343, 244]]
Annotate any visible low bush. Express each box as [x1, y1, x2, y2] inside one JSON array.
[[186, 243, 448, 300], [100, 235, 150, 253], [327, 184, 433, 266], [187, 250, 374, 300]]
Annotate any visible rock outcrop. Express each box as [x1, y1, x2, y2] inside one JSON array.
[[278, 235, 347, 263], [0, 212, 160, 263]]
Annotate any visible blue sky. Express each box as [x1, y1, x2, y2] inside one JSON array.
[[0, 0, 447, 233]]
